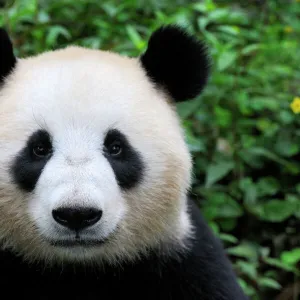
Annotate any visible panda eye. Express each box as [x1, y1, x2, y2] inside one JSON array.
[[32, 144, 52, 158], [104, 129, 125, 158], [108, 142, 122, 157]]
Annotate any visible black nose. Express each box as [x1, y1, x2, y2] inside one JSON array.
[[52, 207, 102, 231]]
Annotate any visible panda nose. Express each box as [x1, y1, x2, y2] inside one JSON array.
[[52, 207, 102, 231]]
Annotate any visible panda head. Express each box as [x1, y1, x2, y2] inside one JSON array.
[[0, 25, 210, 265]]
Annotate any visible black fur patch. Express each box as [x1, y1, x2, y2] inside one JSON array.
[[140, 25, 210, 102], [103, 129, 144, 190], [0, 28, 16, 84], [10, 130, 53, 192]]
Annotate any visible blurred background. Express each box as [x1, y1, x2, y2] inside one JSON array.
[[0, 0, 300, 299]]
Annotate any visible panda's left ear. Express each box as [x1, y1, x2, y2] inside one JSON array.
[[0, 28, 17, 85], [140, 25, 210, 102]]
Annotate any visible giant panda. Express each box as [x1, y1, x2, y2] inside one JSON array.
[[0, 25, 248, 299]]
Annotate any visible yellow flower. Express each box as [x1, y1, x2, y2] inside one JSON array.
[[290, 97, 300, 114], [284, 26, 293, 33]]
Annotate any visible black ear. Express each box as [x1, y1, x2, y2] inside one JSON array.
[[0, 28, 16, 85], [140, 25, 210, 102]]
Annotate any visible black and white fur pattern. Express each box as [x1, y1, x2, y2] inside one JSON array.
[[0, 26, 247, 299]]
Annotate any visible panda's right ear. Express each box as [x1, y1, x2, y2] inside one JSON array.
[[140, 25, 211, 103], [0, 28, 16, 85]]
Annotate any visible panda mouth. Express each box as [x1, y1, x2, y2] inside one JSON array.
[[49, 238, 107, 247], [46, 226, 118, 248], [47, 229, 116, 248]]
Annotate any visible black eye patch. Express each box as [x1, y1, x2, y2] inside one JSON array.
[[103, 129, 145, 190], [10, 130, 53, 192], [9, 128, 144, 192]]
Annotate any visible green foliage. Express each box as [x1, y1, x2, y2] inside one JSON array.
[[1, 0, 300, 299]]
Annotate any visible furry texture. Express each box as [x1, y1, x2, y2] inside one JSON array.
[[140, 25, 210, 102], [103, 128, 145, 189], [11, 129, 53, 192], [0, 28, 16, 84], [0, 198, 247, 300], [0, 25, 247, 299], [0, 44, 192, 265]]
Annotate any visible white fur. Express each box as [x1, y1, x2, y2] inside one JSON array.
[[0, 46, 193, 265]]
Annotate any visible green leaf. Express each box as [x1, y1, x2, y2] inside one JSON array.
[[236, 261, 257, 280], [241, 44, 261, 55], [217, 25, 240, 36], [219, 203, 243, 219], [219, 233, 238, 244], [296, 184, 300, 194], [275, 131, 299, 157], [236, 91, 251, 115], [239, 177, 258, 206], [285, 195, 300, 219], [125, 25, 145, 50], [219, 218, 237, 231], [259, 199, 295, 222], [257, 177, 279, 197], [264, 257, 296, 273], [192, 3, 208, 13], [37, 11, 50, 23], [208, 222, 219, 235], [214, 106, 232, 128], [185, 130, 206, 153], [237, 278, 256, 297], [247, 147, 298, 172], [197, 16, 210, 31], [217, 50, 238, 71], [227, 242, 258, 261], [256, 119, 279, 136], [207, 9, 229, 23], [46, 26, 71, 47], [176, 99, 200, 119], [101, 2, 119, 17], [258, 278, 281, 290], [205, 161, 234, 187], [202, 192, 243, 221], [281, 248, 300, 266], [250, 97, 280, 112], [278, 110, 294, 125]]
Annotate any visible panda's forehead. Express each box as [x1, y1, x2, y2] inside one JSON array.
[[4, 47, 163, 132], [1, 46, 181, 148], [16, 46, 148, 107]]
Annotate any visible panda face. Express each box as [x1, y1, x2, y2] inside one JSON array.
[[0, 26, 209, 265], [0, 47, 192, 264]]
